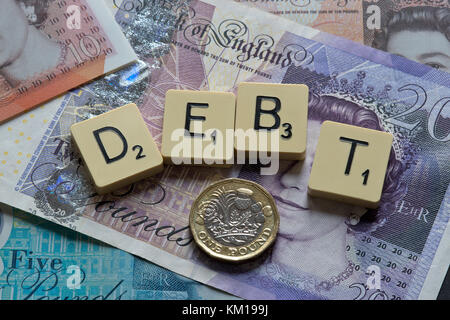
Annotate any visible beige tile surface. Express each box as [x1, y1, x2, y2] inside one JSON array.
[[71, 103, 163, 194], [161, 89, 236, 166], [235, 82, 309, 160], [308, 120, 393, 208]]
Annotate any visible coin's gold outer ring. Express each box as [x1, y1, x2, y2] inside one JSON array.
[[189, 178, 280, 262]]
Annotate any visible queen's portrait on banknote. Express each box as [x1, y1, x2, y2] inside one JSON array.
[[372, 6, 450, 72], [0, 0, 137, 122], [238, 93, 406, 297], [0, 0, 64, 88], [0, 205, 13, 277]]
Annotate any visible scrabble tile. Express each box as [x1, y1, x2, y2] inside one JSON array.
[[71, 104, 163, 195], [234, 82, 309, 160], [161, 89, 236, 166], [308, 121, 393, 208]]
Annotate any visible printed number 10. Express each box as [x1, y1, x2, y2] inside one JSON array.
[[68, 36, 102, 65]]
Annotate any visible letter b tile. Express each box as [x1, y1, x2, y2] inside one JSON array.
[[308, 121, 393, 208], [235, 82, 309, 160], [71, 104, 164, 194]]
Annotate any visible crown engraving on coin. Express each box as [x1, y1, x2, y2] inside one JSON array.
[[200, 187, 266, 246], [190, 178, 280, 262]]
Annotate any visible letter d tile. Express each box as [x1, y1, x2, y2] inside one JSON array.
[[71, 104, 163, 194]]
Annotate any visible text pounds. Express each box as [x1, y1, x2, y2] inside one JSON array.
[[70, 104, 163, 194]]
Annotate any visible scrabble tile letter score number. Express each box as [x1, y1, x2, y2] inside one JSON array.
[[71, 103, 163, 195], [235, 83, 309, 160], [71, 84, 394, 209], [161, 89, 237, 166], [308, 121, 393, 209]]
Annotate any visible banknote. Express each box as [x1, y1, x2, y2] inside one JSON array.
[[438, 268, 450, 299], [0, 0, 449, 300], [0, 0, 137, 123], [0, 203, 234, 300], [234, 0, 450, 72]]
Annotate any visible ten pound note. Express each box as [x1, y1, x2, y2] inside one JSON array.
[[0, 0, 449, 300], [0, 0, 136, 122]]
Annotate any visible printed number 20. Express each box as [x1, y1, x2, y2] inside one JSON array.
[[385, 84, 449, 142]]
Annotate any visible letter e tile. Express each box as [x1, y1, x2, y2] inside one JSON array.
[[161, 90, 236, 166]]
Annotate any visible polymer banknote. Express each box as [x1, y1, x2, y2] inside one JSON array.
[[0, 203, 234, 300], [0, 0, 137, 122], [0, 0, 449, 299]]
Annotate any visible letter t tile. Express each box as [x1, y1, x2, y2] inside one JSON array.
[[308, 121, 393, 208]]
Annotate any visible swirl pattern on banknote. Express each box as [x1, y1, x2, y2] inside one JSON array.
[[34, 162, 92, 225]]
